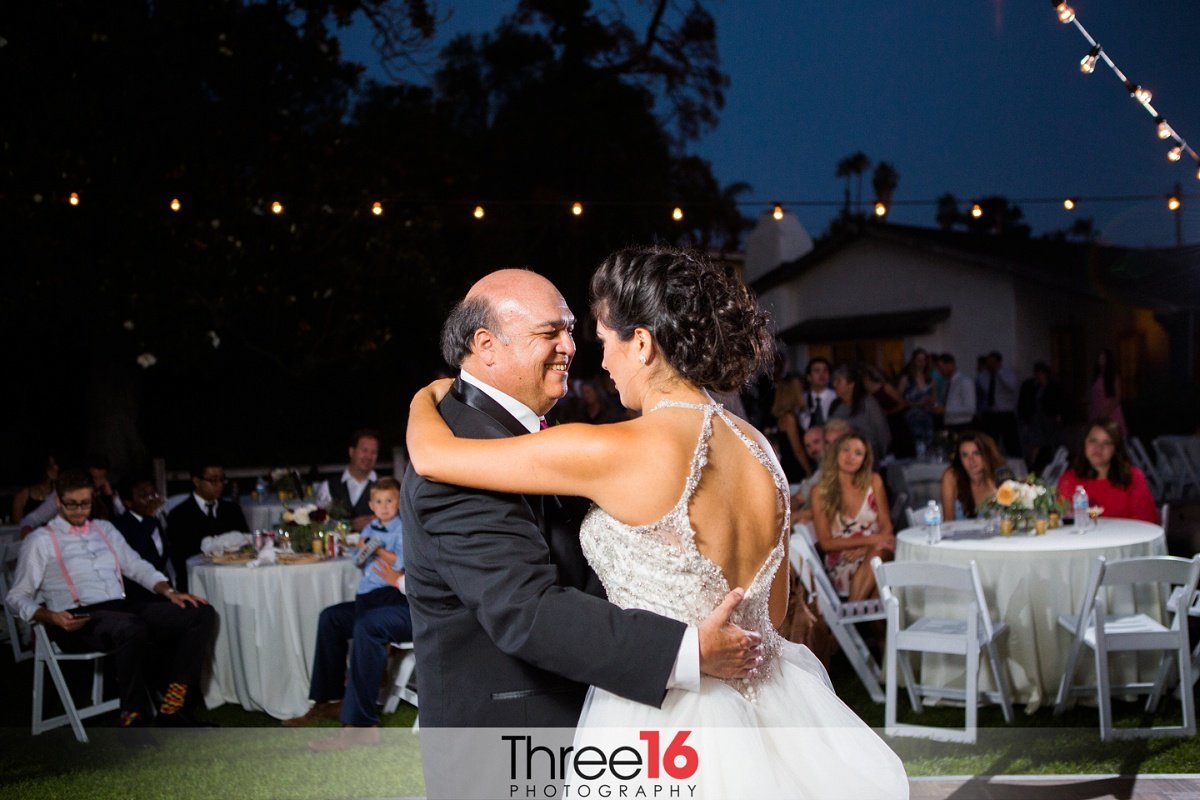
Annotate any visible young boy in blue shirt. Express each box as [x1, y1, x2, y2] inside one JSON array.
[[285, 477, 411, 745]]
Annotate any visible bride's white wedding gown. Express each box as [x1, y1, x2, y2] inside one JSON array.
[[574, 401, 909, 799]]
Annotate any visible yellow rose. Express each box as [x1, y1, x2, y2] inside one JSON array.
[[995, 482, 1018, 507]]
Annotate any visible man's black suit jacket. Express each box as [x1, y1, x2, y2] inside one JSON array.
[[402, 378, 685, 728], [166, 496, 248, 592], [113, 510, 171, 599]]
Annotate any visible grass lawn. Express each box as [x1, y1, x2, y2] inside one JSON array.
[[0, 647, 1196, 799]]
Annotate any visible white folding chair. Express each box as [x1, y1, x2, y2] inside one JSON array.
[[1160, 503, 1170, 538], [1163, 578, 1200, 690], [1153, 437, 1200, 500], [32, 624, 119, 743], [381, 640, 418, 715], [1053, 555, 1199, 741], [889, 491, 909, 533], [789, 528, 886, 703], [1, 541, 34, 662], [904, 507, 921, 528], [1128, 438, 1165, 501], [871, 556, 1014, 743], [1040, 446, 1070, 491]]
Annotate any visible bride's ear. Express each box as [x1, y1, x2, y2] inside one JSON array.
[[634, 327, 655, 365]]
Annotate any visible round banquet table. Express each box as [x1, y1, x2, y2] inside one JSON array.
[[895, 517, 1167, 711], [189, 555, 360, 719], [239, 498, 292, 530]]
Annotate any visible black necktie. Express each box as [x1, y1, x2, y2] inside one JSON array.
[[810, 393, 824, 427], [205, 502, 215, 519]]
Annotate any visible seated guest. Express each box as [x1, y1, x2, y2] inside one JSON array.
[[12, 453, 58, 527], [5, 469, 215, 728], [113, 477, 171, 600], [1057, 419, 1157, 524], [863, 365, 913, 458], [87, 453, 125, 521], [286, 478, 412, 751], [810, 433, 895, 602], [829, 363, 891, 459], [319, 429, 379, 532], [791, 419, 851, 519], [166, 461, 248, 592], [940, 430, 1009, 521], [772, 372, 812, 482], [800, 357, 838, 430]]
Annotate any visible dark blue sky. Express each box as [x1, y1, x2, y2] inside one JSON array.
[[341, 1, 1200, 248]]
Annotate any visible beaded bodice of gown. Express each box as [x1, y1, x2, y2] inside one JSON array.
[[579, 401, 789, 696]]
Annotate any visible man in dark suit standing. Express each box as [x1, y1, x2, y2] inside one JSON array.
[[166, 462, 248, 592], [401, 270, 761, 794], [113, 477, 171, 600]]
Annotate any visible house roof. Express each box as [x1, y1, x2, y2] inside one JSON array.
[[777, 306, 951, 345], [749, 222, 1200, 313]]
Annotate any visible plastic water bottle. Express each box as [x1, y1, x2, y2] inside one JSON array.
[[1073, 485, 1089, 530], [255, 476, 267, 502], [924, 500, 943, 544]]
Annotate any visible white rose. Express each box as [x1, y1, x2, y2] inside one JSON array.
[[293, 508, 311, 526]]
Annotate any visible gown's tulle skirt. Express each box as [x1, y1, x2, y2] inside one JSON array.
[[571, 640, 909, 800]]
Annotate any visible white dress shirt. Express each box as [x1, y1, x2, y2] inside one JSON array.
[[799, 387, 838, 430], [128, 510, 165, 556], [458, 368, 700, 692], [944, 371, 978, 426], [340, 467, 379, 508], [6, 516, 170, 621]]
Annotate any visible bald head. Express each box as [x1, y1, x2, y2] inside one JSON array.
[[440, 269, 577, 416]]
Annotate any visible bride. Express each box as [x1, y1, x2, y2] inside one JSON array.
[[407, 246, 908, 799]]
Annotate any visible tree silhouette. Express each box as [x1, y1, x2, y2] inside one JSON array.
[[871, 161, 899, 213], [936, 193, 960, 230]]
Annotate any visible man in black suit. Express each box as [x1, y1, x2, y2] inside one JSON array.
[[166, 462, 248, 592], [401, 271, 760, 791], [113, 477, 171, 600]]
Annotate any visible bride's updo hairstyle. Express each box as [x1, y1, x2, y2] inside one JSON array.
[[590, 246, 774, 393]]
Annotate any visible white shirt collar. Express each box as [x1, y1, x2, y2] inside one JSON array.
[[340, 467, 378, 484], [193, 493, 215, 512], [130, 510, 145, 523], [460, 368, 542, 434]]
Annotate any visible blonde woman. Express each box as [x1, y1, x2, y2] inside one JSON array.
[[810, 432, 895, 602]]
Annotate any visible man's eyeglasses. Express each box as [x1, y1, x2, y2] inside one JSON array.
[[61, 500, 93, 510]]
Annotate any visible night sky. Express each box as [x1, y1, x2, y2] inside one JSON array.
[[341, 1, 1200, 248]]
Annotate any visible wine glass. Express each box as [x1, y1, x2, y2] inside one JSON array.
[[1087, 505, 1104, 530]]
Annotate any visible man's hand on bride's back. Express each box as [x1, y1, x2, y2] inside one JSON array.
[[697, 588, 765, 680]]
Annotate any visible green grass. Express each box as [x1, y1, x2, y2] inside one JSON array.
[[0, 648, 1196, 799]]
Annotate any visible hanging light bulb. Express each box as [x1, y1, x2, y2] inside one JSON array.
[[1063, 198, 1076, 210], [971, 203, 983, 219], [1126, 81, 1152, 105], [68, 192, 80, 206], [873, 201, 887, 217], [473, 205, 485, 219], [672, 206, 684, 221], [1168, 146, 1183, 162], [772, 204, 784, 220], [571, 201, 583, 217], [1167, 195, 1181, 211], [371, 201, 383, 216], [1155, 117, 1173, 140], [169, 197, 181, 212], [1055, 3, 1075, 24], [271, 201, 284, 215], [1079, 45, 1100, 74]]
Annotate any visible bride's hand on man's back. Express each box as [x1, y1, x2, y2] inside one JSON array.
[[697, 588, 765, 680]]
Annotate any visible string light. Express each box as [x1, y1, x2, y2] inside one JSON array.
[[1063, 198, 1076, 210], [672, 206, 684, 221], [1054, 5, 1200, 185], [169, 197, 181, 212], [1167, 195, 1181, 211], [571, 201, 583, 217], [1079, 45, 1100, 74], [772, 204, 784, 220], [873, 201, 887, 217], [473, 205, 485, 219], [68, 192, 80, 206], [270, 201, 283, 215], [371, 201, 383, 216], [970, 203, 983, 218]]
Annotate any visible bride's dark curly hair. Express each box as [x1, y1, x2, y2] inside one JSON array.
[[590, 246, 774, 393]]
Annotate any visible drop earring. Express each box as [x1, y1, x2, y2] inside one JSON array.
[[638, 354, 646, 365]]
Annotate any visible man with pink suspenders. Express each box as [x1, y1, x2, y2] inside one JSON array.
[[5, 468, 216, 729]]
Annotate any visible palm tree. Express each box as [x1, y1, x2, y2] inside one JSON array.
[[872, 162, 899, 214], [847, 151, 871, 214], [836, 156, 854, 217]]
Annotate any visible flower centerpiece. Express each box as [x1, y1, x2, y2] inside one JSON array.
[[980, 474, 1063, 535], [279, 503, 335, 554], [269, 468, 305, 501]]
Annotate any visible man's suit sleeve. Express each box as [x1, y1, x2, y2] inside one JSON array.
[[413, 478, 686, 708]]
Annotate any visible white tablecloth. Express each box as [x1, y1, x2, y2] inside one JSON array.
[[189, 556, 360, 719], [895, 518, 1167, 711]]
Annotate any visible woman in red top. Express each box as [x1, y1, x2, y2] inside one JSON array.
[[1057, 419, 1157, 523]]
